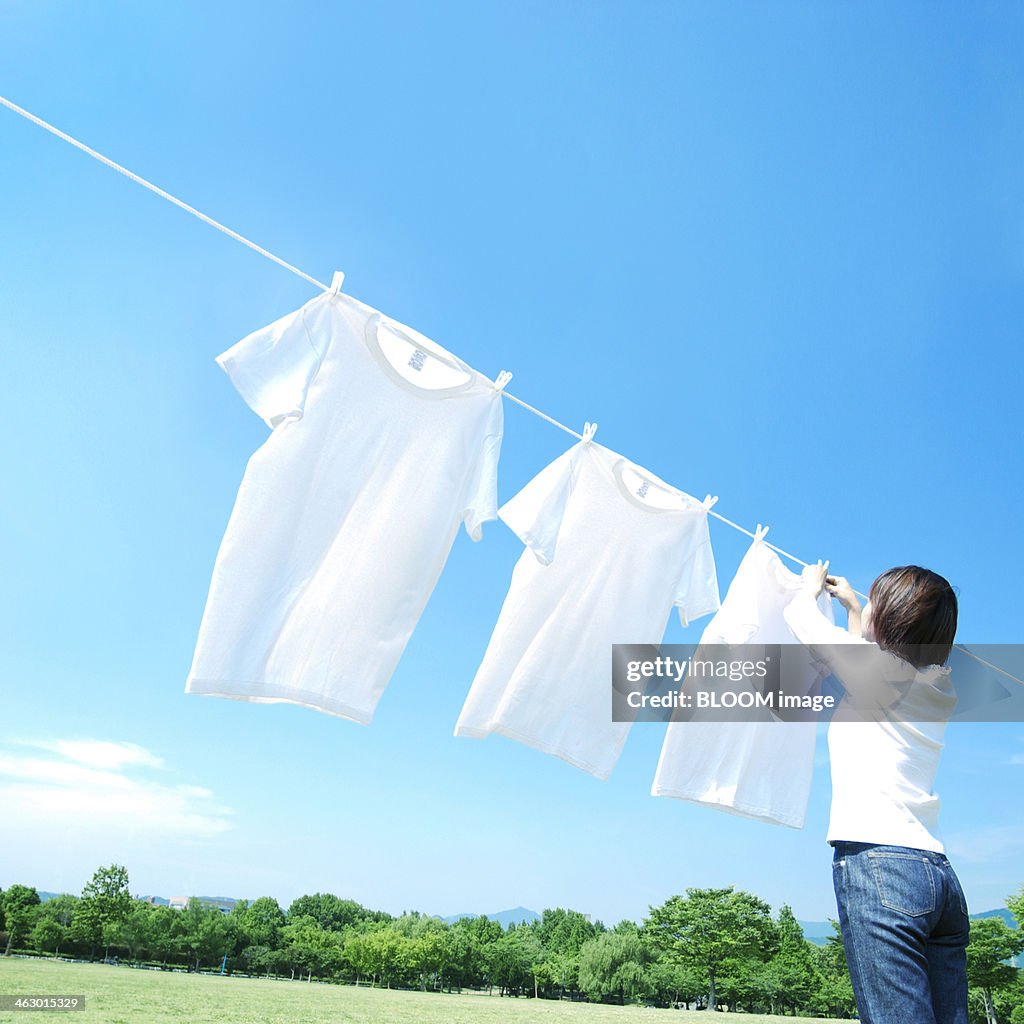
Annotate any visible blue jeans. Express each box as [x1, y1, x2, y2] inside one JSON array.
[[831, 841, 970, 1024]]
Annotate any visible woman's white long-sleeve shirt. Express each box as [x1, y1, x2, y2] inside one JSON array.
[[782, 590, 957, 852]]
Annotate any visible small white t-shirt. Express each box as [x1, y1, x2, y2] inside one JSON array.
[[651, 535, 835, 828], [783, 588, 957, 852], [186, 290, 505, 723], [455, 438, 721, 780]]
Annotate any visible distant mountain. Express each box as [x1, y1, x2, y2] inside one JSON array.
[[797, 919, 837, 945], [972, 908, 1017, 928], [970, 909, 1021, 966], [442, 906, 541, 928]]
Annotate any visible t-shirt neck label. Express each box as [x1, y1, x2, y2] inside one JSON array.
[[607, 454, 700, 513], [361, 310, 479, 398]]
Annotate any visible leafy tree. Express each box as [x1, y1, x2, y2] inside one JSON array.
[[967, 916, 1024, 1024], [970, 974, 1024, 1024], [237, 943, 274, 977], [44, 894, 77, 929], [107, 901, 154, 963], [369, 927, 412, 988], [344, 922, 416, 987], [643, 958, 703, 1009], [1007, 974, 1024, 1024], [237, 896, 286, 949], [644, 886, 776, 1012], [2, 884, 41, 955], [408, 926, 446, 991], [343, 928, 375, 985], [1004, 885, 1024, 1024], [145, 905, 184, 965], [28, 894, 77, 958], [280, 915, 345, 982], [771, 905, 818, 1013], [717, 954, 777, 1013], [287, 893, 385, 931], [30, 917, 65, 956], [438, 914, 502, 991], [1009, 886, 1024, 930], [517, 926, 547, 999], [74, 865, 132, 958], [536, 908, 596, 998], [577, 925, 650, 1004], [807, 920, 856, 1019], [179, 898, 229, 972], [538, 908, 596, 954], [440, 922, 476, 992], [466, 915, 503, 983], [487, 931, 532, 996]]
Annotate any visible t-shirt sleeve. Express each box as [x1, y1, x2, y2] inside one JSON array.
[[462, 398, 505, 543], [782, 589, 911, 709], [672, 517, 721, 629], [497, 444, 580, 565], [215, 300, 325, 429]]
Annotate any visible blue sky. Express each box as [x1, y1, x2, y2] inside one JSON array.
[[1, 2, 1022, 926]]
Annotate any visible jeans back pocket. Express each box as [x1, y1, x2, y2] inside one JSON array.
[[868, 851, 936, 917]]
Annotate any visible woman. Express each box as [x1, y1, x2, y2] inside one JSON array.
[[782, 562, 969, 1024]]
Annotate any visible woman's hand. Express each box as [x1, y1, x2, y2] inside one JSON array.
[[825, 575, 862, 614], [800, 560, 829, 598], [823, 573, 864, 637]]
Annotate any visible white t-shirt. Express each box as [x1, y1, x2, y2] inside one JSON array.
[[185, 290, 505, 723], [651, 534, 835, 828], [454, 438, 721, 780], [782, 588, 957, 852]]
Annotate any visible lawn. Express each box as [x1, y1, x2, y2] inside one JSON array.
[[0, 959, 845, 1023]]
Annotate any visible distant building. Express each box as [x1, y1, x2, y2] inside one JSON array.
[[168, 896, 237, 915]]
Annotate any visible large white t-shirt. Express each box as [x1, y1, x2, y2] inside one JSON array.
[[783, 589, 957, 852], [454, 438, 721, 780], [185, 290, 505, 723], [651, 534, 835, 828]]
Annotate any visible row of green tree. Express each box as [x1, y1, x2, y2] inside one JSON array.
[[2, 867, 1022, 1021]]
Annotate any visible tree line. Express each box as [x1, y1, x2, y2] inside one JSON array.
[[2, 867, 1022, 1020]]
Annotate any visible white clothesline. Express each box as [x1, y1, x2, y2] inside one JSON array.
[[2, 92, 1019, 691]]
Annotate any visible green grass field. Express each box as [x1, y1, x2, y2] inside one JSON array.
[[0, 959, 845, 1023]]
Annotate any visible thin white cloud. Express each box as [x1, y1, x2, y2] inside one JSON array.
[[20, 739, 165, 771], [0, 738, 233, 839], [1006, 753, 1024, 766]]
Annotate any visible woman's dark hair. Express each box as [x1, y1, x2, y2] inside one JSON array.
[[868, 566, 958, 668]]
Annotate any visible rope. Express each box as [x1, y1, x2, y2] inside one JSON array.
[[2, 92, 1018, 688], [0, 95, 329, 292]]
